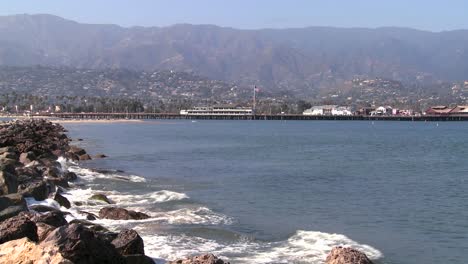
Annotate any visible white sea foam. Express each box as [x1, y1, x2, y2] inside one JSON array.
[[143, 230, 383, 264], [67, 166, 146, 183]]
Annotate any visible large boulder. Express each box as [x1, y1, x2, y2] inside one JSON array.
[[63, 171, 78, 181], [33, 211, 68, 228], [42, 223, 125, 264], [99, 207, 150, 220], [0, 170, 18, 195], [123, 255, 155, 264], [0, 193, 28, 221], [325, 247, 374, 264], [36, 222, 56, 242], [169, 254, 228, 264], [47, 177, 70, 188], [0, 237, 72, 264], [19, 151, 36, 165], [112, 229, 145, 255], [0, 214, 38, 244]]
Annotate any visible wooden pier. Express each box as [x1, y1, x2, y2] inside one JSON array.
[[32, 112, 468, 121]]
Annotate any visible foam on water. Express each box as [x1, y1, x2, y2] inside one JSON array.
[[67, 165, 147, 183], [142, 230, 383, 264]]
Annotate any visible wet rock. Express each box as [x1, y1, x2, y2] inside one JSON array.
[[169, 254, 228, 264], [0, 237, 72, 264], [112, 229, 145, 255], [99, 207, 150, 220], [33, 211, 68, 228], [63, 171, 78, 181], [19, 180, 48, 201], [64, 152, 80, 161], [54, 191, 71, 209], [69, 219, 110, 233], [44, 166, 61, 178], [68, 146, 86, 156], [0, 193, 28, 221], [19, 151, 36, 165], [78, 210, 98, 220], [42, 223, 125, 264], [94, 154, 108, 159], [0, 214, 38, 244], [79, 154, 92, 161], [89, 193, 113, 204], [325, 247, 374, 264], [123, 255, 155, 264], [0, 170, 18, 195], [47, 177, 70, 188]]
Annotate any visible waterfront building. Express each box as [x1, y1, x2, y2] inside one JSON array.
[[303, 105, 352, 116], [180, 105, 253, 116]]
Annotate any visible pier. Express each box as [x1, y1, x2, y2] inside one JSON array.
[[32, 112, 468, 121]]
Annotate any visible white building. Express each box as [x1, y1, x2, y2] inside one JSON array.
[[180, 105, 253, 116], [303, 105, 352, 116]]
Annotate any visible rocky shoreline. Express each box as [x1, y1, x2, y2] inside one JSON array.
[[0, 119, 375, 264]]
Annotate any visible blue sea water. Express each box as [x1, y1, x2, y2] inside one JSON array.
[[62, 120, 468, 264]]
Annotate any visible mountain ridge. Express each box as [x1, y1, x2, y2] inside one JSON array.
[[1, 14, 468, 96]]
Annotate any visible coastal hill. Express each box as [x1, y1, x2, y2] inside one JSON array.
[[1, 14, 468, 95]]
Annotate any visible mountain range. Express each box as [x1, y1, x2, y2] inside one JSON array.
[[0, 14, 467, 96]]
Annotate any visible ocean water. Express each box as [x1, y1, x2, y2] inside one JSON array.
[[55, 120, 468, 264]]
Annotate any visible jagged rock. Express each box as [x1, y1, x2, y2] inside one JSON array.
[[15, 166, 42, 184], [0, 237, 72, 264], [42, 223, 125, 264], [94, 154, 108, 159], [99, 207, 150, 220], [79, 154, 92, 161], [0, 158, 19, 166], [19, 180, 48, 201], [112, 229, 145, 255], [63, 171, 78, 181], [0, 193, 28, 221], [36, 222, 56, 241], [123, 255, 155, 264], [54, 191, 71, 209], [64, 152, 80, 161], [169, 254, 228, 264], [89, 193, 112, 204], [19, 151, 36, 165], [0, 214, 38, 244], [68, 146, 86, 156], [0, 170, 18, 195], [325, 247, 374, 264]]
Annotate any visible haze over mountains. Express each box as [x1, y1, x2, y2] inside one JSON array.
[[0, 14, 467, 96]]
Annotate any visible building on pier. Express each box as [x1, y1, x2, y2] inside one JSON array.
[[180, 105, 253, 116]]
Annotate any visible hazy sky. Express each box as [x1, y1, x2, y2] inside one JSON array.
[[1, 0, 467, 31]]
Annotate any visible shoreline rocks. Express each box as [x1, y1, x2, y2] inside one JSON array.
[[99, 207, 150, 220], [0, 120, 155, 263]]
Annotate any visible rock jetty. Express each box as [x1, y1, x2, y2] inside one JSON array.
[[325, 247, 374, 264], [0, 119, 152, 263]]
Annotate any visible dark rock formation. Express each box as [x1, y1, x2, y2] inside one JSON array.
[[19, 180, 48, 201], [0, 193, 28, 221], [68, 146, 86, 156], [325, 247, 374, 264], [36, 222, 55, 241], [42, 223, 125, 264], [0, 214, 38, 244], [0, 170, 18, 195], [94, 154, 108, 159], [112, 229, 145, 255], [99, 207, 150, 220], [123, 255, 155, 264], [169, 254, 228, 264], [54, 191, 71, 209], [63, 171, 77, 181]]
